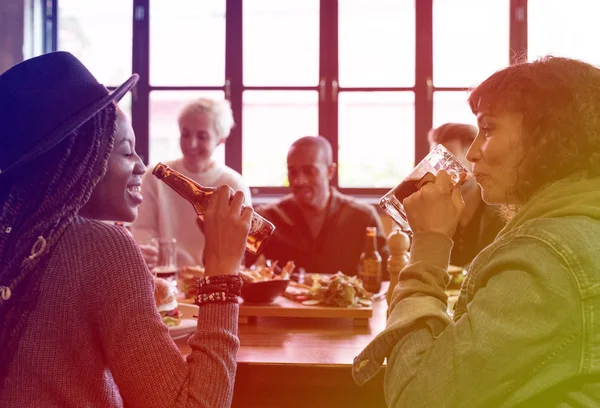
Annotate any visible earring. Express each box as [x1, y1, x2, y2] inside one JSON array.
[[27, 236, 47, 261], [0, 286, 11, 301]]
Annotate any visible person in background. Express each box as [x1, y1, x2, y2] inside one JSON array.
[[250, 136, 389, 277], [428, 123, 504, 267], [131, 97, 251, 267], [0, 52, 250, 407], [353, 56, 600, 407]]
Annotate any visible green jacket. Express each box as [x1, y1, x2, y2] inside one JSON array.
[[353, 176, 600, 407]]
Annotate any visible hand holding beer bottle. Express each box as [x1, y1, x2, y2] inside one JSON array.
[[203, 185, 252, 276], [152, 162, 275, 255]]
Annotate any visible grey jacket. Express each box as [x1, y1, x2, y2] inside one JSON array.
[[353, 176, 600, 407]]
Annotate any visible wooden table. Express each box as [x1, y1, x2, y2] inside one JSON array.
[[175, 284, 389, 408]]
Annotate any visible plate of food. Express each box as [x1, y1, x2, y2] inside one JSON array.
[[169, 304, 198, 340], [285, 272, 373, 308], [238, 257, 295, 304], [178, 265, 205, 304], [154, 277, 198, 340]]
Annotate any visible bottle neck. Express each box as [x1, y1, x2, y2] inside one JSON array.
[[364, 233, 377, 253], [154, 164, 214, 204]]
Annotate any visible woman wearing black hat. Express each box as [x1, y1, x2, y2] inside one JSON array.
[[0, 52, 251, 407]]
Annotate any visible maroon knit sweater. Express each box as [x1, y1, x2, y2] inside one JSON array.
[[0, 217, 239, 407]]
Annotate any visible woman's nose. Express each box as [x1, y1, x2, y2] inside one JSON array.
[[466, 139, 481, 163], [134, 154, 147, 174]]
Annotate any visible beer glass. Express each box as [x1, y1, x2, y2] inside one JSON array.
[[379, 144, 471, 232], [151, 237, 178, 285]]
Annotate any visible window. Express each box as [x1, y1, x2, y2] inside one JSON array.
[[432, 91, 476, 128], [145, 0, 227, 165], [430, 0, 509, 145], [241, 0, 320, 187], [528, 0, 600, 64], [337, 0, 416, 188], [243, 0, 319, 86], [242, 91, 319, 186], [150, 0, 226, 86], [57, 0, 132, 87], [47, 0, 534, 196], [338, 0, 414, 87], [432, 0, 509, 88], [338, 92, 414, 187], [57, 0, 132, 117]]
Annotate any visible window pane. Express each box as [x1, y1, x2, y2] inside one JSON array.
[[150, 0, 225, 86], [338, 92, 414, 188], [58, 0, 132, 87], [242, 91, 318, 186], [117, 92, 132, 121], [243, 0, 319, 86], [433, 0, 509, 87], [432, 91, 476, 129], [149, 91, 225, 166], [24, 0, 44, 59], [339, 0, 415, 87], [529, 0, 600, 64]]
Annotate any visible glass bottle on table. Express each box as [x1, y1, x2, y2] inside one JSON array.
[[358, 226, 382, 294], [152, 162, 275, 255], [151, 236, 178, 282]]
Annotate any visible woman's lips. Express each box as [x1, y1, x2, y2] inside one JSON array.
[[473, 172, 486, 183], [127, 185, 143, 204]]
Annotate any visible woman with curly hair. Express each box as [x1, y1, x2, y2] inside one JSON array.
[[427, 123, 505, 267], [0, 52, 251, 407], [353, 56, 600, 407]]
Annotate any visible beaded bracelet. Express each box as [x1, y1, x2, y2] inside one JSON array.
[[195, 291, 238, 306], [197, 275, 242, 288], [197, 275, 243, 294], [194, 275, 242, 306]]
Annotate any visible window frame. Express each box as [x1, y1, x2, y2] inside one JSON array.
[[41, 0, 528, 198]]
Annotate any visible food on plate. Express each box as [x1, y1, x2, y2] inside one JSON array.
[[447, 265, 467, 290], [287, 272, 372, 308], [178, 265, 205, 300], [239, 256, 295, 283], [154, 277, 182, 327]]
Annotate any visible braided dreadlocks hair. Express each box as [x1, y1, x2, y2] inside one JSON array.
[[0, 102, 117, 385]]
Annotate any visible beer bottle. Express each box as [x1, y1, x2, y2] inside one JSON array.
[[358, 226, 382, 294], [152, 162, 275, 255]]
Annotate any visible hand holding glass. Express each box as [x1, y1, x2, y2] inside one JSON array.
[[379, 144, 471, 232]]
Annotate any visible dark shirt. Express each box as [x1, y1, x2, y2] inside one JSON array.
[[451, 200, 505, 267], [249, 188, 389, 276]]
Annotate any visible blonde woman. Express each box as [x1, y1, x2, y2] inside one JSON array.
[[132, 98, 251, 267]]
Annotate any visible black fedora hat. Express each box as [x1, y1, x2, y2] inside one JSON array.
[[0, 51, 139, 177]]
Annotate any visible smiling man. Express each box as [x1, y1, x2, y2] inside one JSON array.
[[250, 136, 388, 276]]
